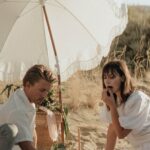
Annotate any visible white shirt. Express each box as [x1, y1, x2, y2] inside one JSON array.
[[100, 90, 150, 147], [0, 88, 36, 150]]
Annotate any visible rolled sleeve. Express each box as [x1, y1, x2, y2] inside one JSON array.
[[100, 105, 112, 124], [8, 110, 33, 143], [119, 92, 150, 130]]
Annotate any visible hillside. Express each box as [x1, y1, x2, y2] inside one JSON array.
[[62, 5, 150, 150], [102, 5, 150, 79]]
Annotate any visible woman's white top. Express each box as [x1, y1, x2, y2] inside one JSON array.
[[100, 90, 150, 147], [0, 88, 36, 150]]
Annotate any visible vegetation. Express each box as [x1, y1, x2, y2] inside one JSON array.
[[103, 5, 150, 79], [51, 142, 66, 150], [62, 5, 150, 112], [0, 83, 21, 98], [0, 6, 149, 150]]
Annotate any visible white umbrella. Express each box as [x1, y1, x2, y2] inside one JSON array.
[[0, 0, 127, 82], [0, 0, 127, 143]]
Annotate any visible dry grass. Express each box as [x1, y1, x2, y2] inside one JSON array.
[[0, 81, 21, 104], [106, 5, 150, 79], [0, 70, 149, 110], [134, 71, 150, 96], [61, 63, 150, 111], [62, 70, 102, 111], [0, 81, 8, 103]]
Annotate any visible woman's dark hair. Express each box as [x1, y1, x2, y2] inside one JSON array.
[[23, 64, 55, 86], [102, 60, 134, 104]]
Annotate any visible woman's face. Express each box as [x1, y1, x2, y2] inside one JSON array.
[[103, 71, 122, 95]]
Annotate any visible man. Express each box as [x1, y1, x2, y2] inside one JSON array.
[[0, 64, 55, 150]]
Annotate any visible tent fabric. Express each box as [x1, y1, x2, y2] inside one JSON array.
[[0, 0, 128, 82]]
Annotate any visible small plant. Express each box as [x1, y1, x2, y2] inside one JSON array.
[[0, 84, 21, 98], [1, 82, 70, 139], [50, 142, 66, 150], [40, 88, 61, 112], [39, 87, 70, 138]]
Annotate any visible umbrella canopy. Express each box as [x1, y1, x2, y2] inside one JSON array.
[[0, 0, 127, 82]]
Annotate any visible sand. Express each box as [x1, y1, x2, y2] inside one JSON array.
[[66, 107, 134, 150], [62, 72, 150, 150]]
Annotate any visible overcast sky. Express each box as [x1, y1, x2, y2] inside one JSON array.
[[115, 0, 150, 6]]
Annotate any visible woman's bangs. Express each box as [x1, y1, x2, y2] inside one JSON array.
[[103, 65, 118, 76]]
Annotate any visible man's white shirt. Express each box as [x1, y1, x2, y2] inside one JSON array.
[[0, 88, 36, 150]]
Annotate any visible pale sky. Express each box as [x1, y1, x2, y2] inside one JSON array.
[[116, 0, 150, 6]]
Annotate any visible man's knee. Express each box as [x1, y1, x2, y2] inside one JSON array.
[[0, 124, 18, 149], [0, 123, 18, 138]]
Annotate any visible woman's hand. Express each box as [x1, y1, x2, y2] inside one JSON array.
[[101, 89, 115, 108]]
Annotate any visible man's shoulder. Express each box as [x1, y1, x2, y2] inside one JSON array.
[[10, 89, 28, 110]]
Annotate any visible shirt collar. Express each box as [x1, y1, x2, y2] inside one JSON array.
[[15, 88, 36, 111]]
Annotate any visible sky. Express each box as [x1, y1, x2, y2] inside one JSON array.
[[116, 0, 150, 6]]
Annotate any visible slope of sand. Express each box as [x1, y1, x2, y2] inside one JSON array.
[[63, 72, 150, 150], [0, 72, 149, 150], [66, 108, 133, 150]]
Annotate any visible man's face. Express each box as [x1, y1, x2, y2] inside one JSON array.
[[25, 79, 51, 105]]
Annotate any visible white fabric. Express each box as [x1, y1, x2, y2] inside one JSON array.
[[100, 91, 150, 148], [134, 142, 150, 150], [39, 106, 58, 141], [100, 105, 112, 124], [0, 0, 128, 82], [0, 0, 29, 52], [0, 88, 36, 150]]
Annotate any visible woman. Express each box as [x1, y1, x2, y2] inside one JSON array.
[[100, 60, 150, 150]]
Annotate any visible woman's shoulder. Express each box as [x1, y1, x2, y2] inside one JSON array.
[[128, 90, 149, 101], [119, 90, 150, 130], [125, 90, 150, 109]]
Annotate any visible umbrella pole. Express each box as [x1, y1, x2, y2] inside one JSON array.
[[42, 5, 64, 143]]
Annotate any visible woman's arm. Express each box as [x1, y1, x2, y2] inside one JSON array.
[[109, 106, 131, 139], [105, 123, 117, 150], [102, 89, 131, 139]]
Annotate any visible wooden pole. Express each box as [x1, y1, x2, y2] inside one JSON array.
[[78, 127, 81, 150], [42, 4, 64, 143]]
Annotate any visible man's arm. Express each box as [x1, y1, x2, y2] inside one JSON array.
[[18, 141, 36, 150], [105, 124, 117, 150]]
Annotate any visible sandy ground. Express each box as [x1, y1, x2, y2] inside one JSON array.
[[66, 107, 134, 150], [0, 73, 149, 150], [62, 73, 150, 150]]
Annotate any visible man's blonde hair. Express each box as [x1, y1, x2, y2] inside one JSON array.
[[23, 64, 55, 86]]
